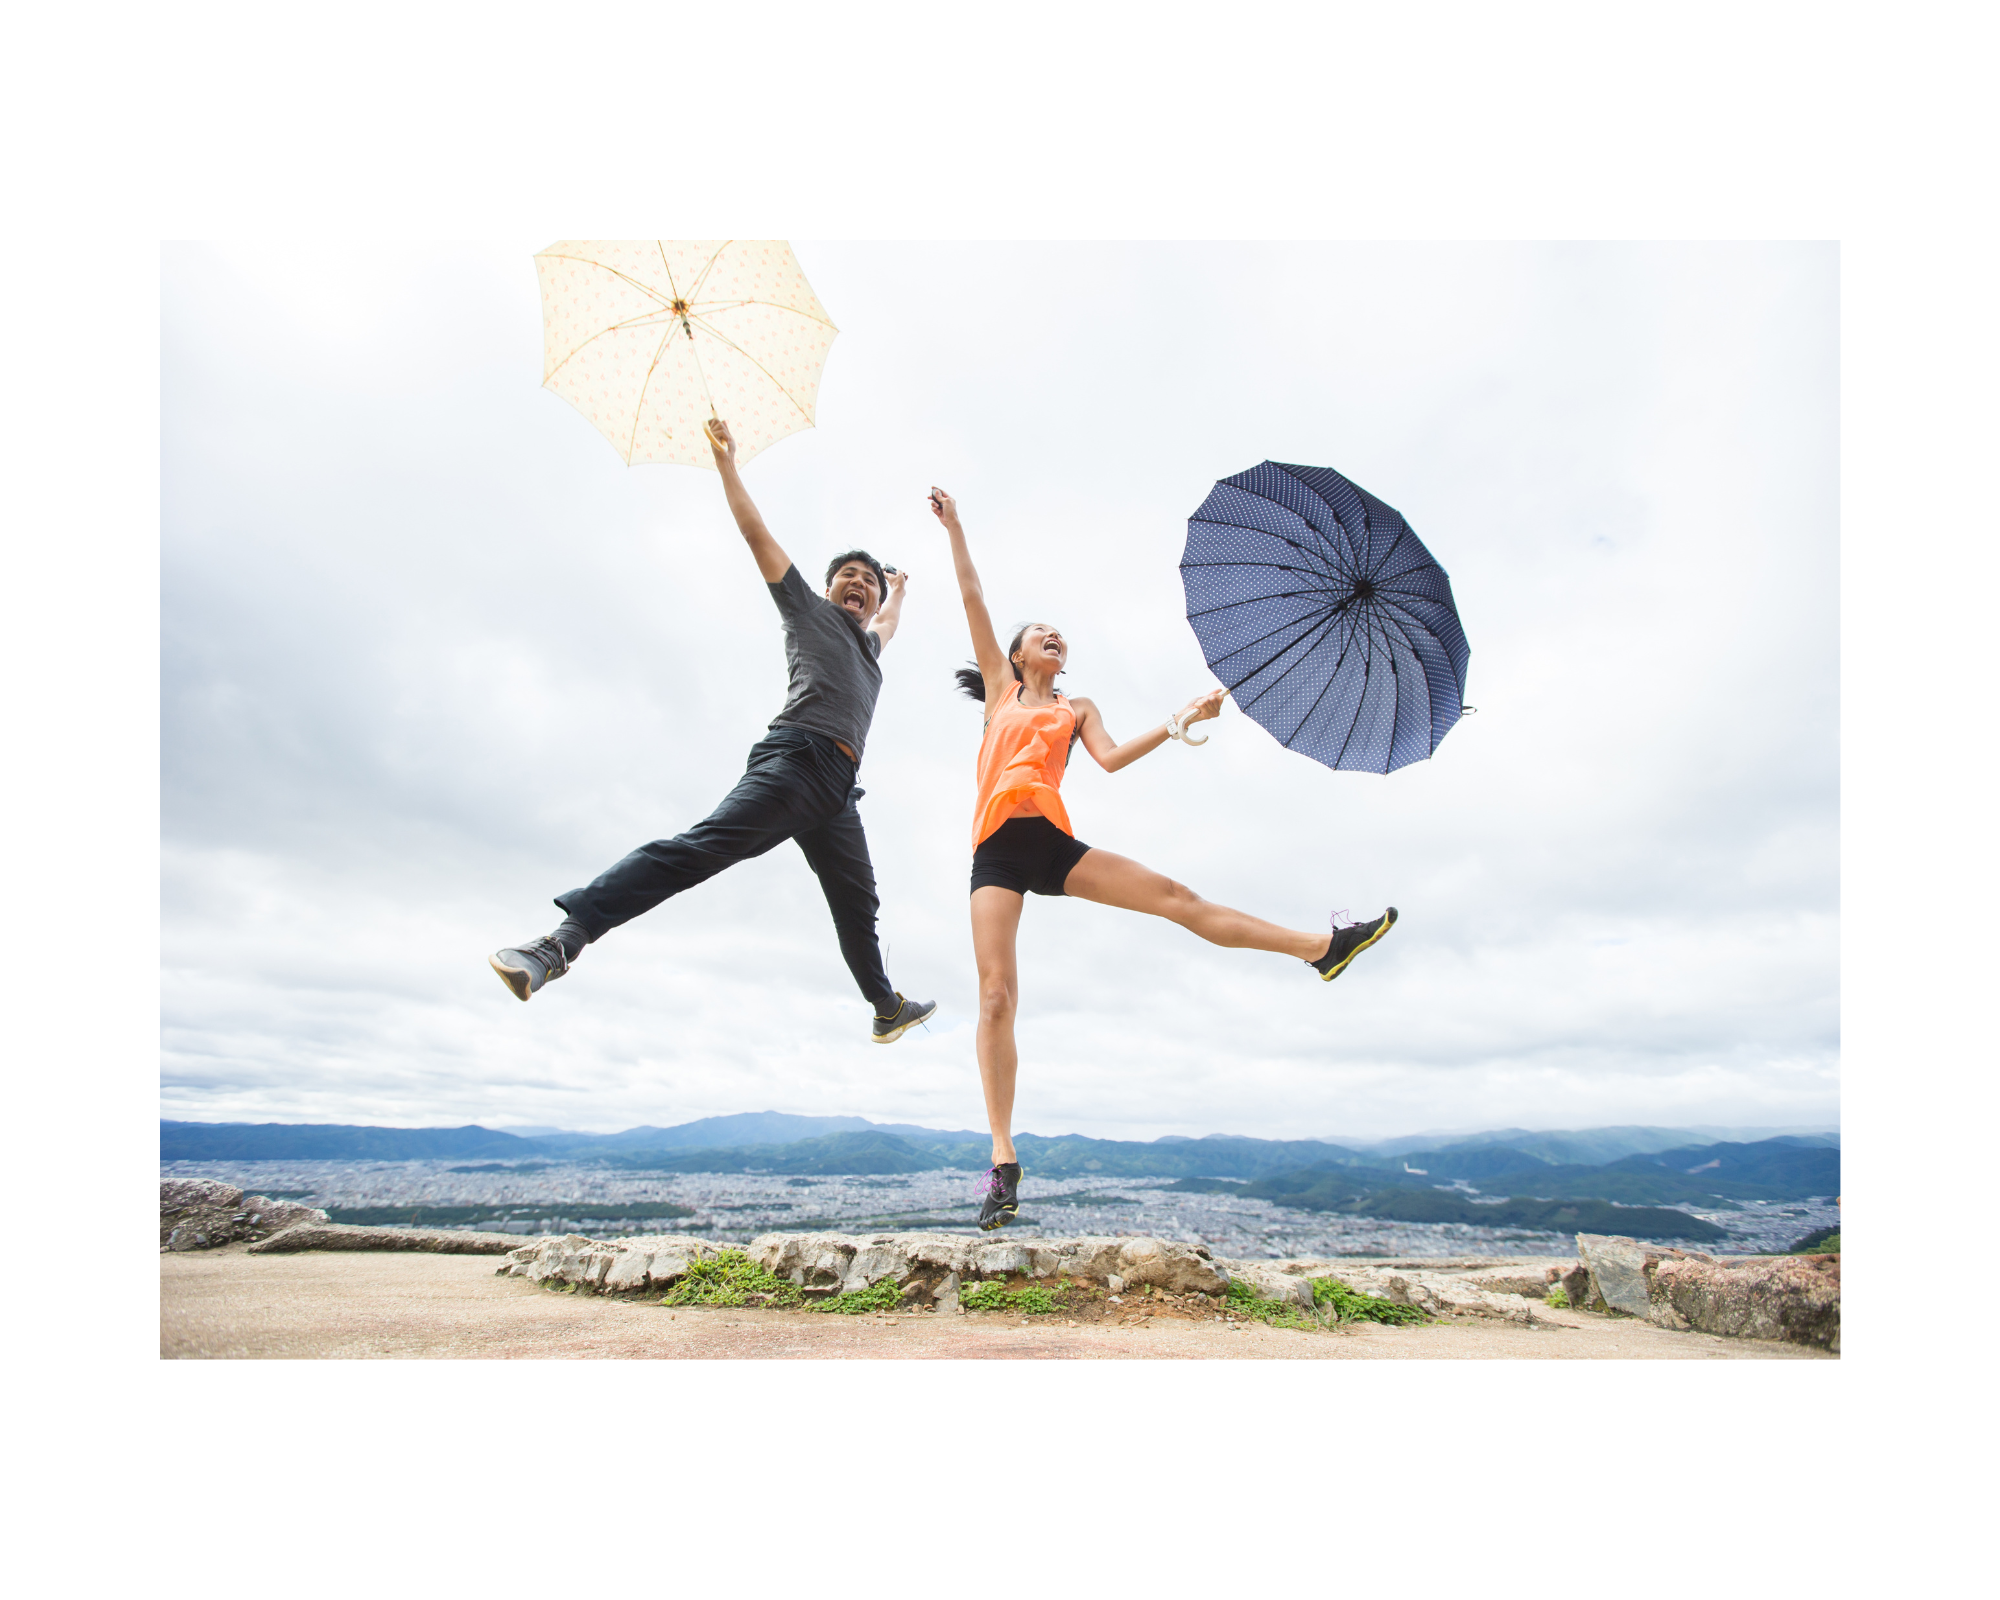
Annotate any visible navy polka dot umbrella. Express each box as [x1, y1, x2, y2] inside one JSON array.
[[1181, 460, 1470, 774]]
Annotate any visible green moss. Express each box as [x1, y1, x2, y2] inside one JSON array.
[[1544, 1285, 1572, 1309]]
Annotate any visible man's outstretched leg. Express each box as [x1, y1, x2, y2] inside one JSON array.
[[793, 787, 937, 1043], [491, 728, 841, 1000]]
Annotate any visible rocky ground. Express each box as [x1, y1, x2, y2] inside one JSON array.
[[160, 1245, 1831, 1360], [160, 1184, 1837, 1359]]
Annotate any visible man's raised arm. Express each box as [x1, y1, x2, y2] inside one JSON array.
[[868, 568, 910, 649], [705, 418, 793, 583]]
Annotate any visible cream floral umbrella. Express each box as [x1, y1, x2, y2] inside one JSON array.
[[534, 240, 838, 469]]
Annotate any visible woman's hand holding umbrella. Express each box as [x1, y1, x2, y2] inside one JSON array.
[[1168, 686, 1227, 745]]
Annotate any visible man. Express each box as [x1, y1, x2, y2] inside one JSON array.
[[490, 417, 938, 1044]]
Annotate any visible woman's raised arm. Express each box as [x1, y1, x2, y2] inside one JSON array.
[[929, 488, 1009, 696]]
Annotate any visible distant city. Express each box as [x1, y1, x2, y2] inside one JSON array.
[[160, 1113, 1840, 1259]]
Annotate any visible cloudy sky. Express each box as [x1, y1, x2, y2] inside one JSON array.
[[162, 241, 1837, 1141]]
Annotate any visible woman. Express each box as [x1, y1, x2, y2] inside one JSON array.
[[930, 487, 1397, 1230]]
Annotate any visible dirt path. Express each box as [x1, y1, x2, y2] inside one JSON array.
[[161, 1248, 1830, 1360]]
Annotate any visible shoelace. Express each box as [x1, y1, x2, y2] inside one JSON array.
[[980, 1167, 1011, 1200], [1329, 909, 1359, 933], [524, 935, 570, 977]]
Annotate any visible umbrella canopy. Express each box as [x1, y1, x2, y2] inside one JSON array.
[[534, 240, 837, 469], [1181, 460, 1469, 774]]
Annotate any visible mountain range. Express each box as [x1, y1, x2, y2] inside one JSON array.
[[159, 1114, 1838, 1215]]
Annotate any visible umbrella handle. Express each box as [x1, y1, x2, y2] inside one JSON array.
[[1167, 712, 1209, 746]]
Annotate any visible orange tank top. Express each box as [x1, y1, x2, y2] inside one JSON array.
[[972, 687, 1076, 848]]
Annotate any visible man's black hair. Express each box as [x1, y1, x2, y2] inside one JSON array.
[[823, 550, 887, 610]]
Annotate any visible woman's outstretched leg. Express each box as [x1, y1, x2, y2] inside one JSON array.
[[970, 886, 1026, 1165], [1063, 849, 1329, 960]]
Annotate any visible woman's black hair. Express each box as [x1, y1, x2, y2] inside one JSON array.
[[955, 626, 1080, 750], [952, 625, 1032, 703]]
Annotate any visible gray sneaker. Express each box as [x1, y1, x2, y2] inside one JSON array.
[[871, 993, 937, 1043], [490, 935, 572, 1002]]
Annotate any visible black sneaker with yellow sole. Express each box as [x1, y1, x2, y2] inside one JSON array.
[[1310, 907, 1397, 981], [977, 1162, 1022, 1231]]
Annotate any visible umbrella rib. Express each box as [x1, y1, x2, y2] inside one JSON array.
[[655, 242, 686, 303], [1245, 608, 1362, 736], [683, 240, 729, 302], [1202, 600, 1350, 671], [625, 321, 681, 462], [1233, 606, 1354, 711], [687, 314, 820, 423], [1377, 592, 1455, 697], [1267, 464, 1365, 580], [1328, 618, 1375, 770], [543, 305, 678, 384], [1380, 607, 1405, 770], [1374, 603, 1431, 708], [693, 294, 840, 332], [687, 243, 839, 329], [1193, 512, 1351, 585], [540, 254, 671, 308], [1184, 581, 1352, 620]]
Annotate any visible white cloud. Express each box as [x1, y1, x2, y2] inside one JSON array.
[[162, 241, 1837, 1138]]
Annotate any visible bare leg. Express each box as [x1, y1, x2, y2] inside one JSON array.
[[1063, 849, 1328, 961], [970, 885, 1025, 1164]]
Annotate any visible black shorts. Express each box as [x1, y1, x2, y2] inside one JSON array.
[[970, 815, 1093, 897]]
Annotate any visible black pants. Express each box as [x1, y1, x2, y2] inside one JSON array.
[[555, 726, 895, 1010]]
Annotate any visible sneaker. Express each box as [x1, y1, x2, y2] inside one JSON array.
[[978, 1162, 1022, 1231], [1310, 907, 1397, 981], [489, 935, 573, 1001], [871, 992, 938, 1044]]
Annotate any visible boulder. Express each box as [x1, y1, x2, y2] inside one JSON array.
[[1373, 1270, 1543, 1324], [1648, 1254, 1840, 1352], [1575, 1234, 1714, 1317], [249, 1223, 522, 1255], [162, 1180, 330, 1252], [496, 1234, 721, 1286]]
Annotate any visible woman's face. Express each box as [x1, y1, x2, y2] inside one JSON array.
[[1014, 623, 1067, 676]]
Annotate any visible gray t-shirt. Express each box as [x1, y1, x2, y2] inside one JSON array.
[[766, 564, 883, 763]]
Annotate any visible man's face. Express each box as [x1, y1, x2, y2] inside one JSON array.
[[826, 562, 881, 621]]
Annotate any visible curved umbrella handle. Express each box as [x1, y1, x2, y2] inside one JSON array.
[[1167, 711, 1210, 746]]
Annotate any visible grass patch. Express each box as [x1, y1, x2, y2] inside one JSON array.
[[1224, 1278, 1320, 1329], [1221, 1275, 1429, 1330], [962, 1281, 1062, 1315], [1544, 1285, 1571, 1309], [1312, 1277, 1428, 1326], [815, 1279, 905, 1314], [657, 1249, 804, 1308]]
